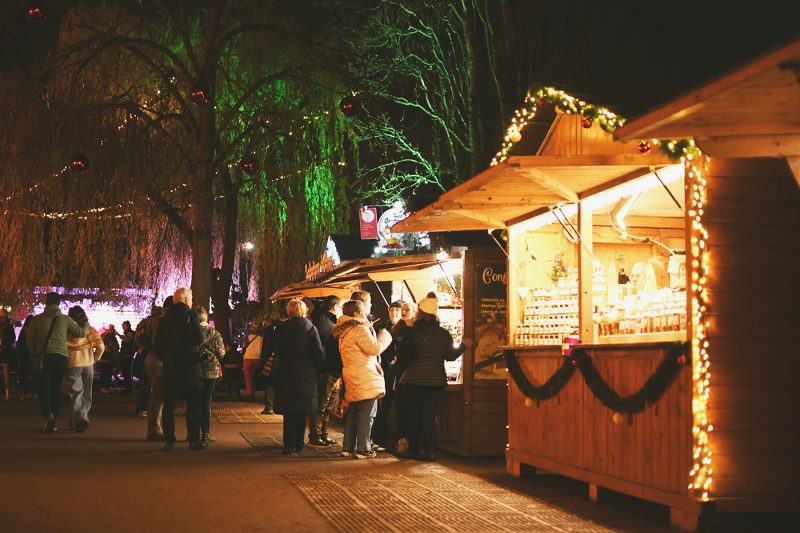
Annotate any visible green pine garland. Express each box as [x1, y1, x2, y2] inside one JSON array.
[[505, 342, 689, 414]]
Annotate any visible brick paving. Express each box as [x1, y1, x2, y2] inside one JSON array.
[[0, 393, 796, 532]]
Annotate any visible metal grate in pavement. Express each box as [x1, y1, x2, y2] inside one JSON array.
[[214, 408, 283, 424], [240, 431, 393, 460], [286, 472, 618, 533]]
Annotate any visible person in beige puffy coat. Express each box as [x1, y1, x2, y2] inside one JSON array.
[[333, 300, 391, 458]]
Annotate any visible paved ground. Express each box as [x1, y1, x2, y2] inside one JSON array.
[[0, 393, 797, 532]]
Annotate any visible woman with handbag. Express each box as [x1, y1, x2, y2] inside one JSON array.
[[395, 297, 468, 461], [271, 299, 325, 455], [196, 306, 225, 445]]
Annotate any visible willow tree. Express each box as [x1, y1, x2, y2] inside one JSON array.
[[0, 1, 352, 339]]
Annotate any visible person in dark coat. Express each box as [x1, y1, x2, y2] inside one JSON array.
[[371, 299, 405, 450], [308, 295, 342, 447], [271, 298, 325, 455], [154, 288, 205, 451], [395, 297, 468, 461]]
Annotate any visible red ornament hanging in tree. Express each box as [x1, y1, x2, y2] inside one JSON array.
[[581, 117, 593, 129], [70, 153, 89, 173], [339, 96, 357, 117], [26, 2, 47, 22], [677, 354, 687, 366], [239, 155, 259, 176], [189, 81, 209, 105], [638, 140, 652, 154]]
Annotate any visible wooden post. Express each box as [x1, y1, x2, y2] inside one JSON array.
[[670, 507, 700, 531], [578, 201, 595, 343], [588, 483, 599, 504]]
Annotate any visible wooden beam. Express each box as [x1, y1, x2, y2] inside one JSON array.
[[578, 166, 667, 199], [787, 156, 800, 189], [578, 201, 595, 343], [508, 153, 672, 168], [615, 38, 800, 141], [593, 214, 685, 229], [511, 167, 579, 203], [697, 134, 800, 158], [637, 121, 800, 140], [449, 209, 507, 229], [505, 205, 553, 227]]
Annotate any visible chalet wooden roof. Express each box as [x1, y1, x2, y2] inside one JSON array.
[[270, 253, 460, 299], [615, 37, 800, 161], [393, 113, 674, 233]]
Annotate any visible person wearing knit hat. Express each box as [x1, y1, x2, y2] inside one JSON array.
[[394, 294, 470, 461], [417, 297, 438, 316]]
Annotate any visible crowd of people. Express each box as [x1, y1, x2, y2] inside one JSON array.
[[0, 286, 469, 460]]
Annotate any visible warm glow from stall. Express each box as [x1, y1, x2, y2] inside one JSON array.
[[686, 153, 713, 500], [508, 164, 684, 234]]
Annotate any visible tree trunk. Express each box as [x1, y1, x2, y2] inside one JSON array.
[[211, 167, 240, 345], [190, 85, 216, 310]]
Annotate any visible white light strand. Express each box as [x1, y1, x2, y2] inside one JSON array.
[[686, 153, 713, 500]]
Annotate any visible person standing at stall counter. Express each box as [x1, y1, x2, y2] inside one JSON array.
[[27, 292, 89, 433], [395, 296, 469, 461], [334, 299, 392, 459], [371, 299, 405, 451]]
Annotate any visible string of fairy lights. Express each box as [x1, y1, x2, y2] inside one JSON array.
[[0, 109, 336, 220], [494, 85, 713, 500], [687, 154, 713, 500]]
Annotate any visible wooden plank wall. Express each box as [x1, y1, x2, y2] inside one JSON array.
[[538, 114, 641, 157], [705, 158, 800, 500], [508, 345, 692, 496]]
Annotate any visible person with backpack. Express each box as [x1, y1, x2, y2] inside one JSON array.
[[196, 305, 225, 445]]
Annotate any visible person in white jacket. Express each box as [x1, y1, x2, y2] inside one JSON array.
[[333, 299, 392, 459], [65, 306, 105, 433]]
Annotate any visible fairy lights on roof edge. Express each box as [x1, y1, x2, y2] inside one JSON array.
[[493, 85, 713, 500]]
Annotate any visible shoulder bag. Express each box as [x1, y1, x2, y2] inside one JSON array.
[[32, 317, 57, 375]]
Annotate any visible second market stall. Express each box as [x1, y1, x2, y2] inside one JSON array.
[[272, 249, 508, 456]]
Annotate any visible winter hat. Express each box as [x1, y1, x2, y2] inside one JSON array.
[[418, 297, 438, 316], [389, 299, 406, 309]]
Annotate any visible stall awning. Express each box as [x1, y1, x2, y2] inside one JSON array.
[[269, 282, 354, 301], [318, 254, 459, 285], [615, 37, 800, 162], [270, 253, 460, 300], [393, 153, 673, 233]]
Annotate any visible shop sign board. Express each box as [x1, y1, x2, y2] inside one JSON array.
[[474, 262, 508, 379], [359, 207, 379, 240]]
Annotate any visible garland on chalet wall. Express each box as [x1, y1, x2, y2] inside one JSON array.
[[504, 342, 689, 414]]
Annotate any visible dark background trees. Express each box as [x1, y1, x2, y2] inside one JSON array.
[[1, 0, 797, 337]]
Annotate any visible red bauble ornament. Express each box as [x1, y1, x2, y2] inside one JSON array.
[[189, 81, 209, 105], [26, 2, 46, 22], [339, 95, 357, 117], [677, 354, 687, 365], [70, 153, 89, 173], [638, 140, 652, 154], [239, 155, 259, 176], [581, 117, 593, 129]]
